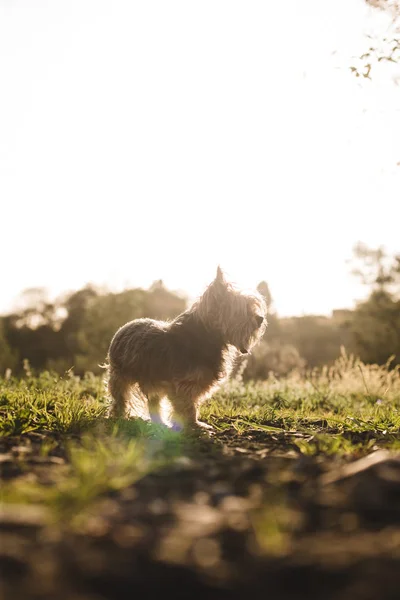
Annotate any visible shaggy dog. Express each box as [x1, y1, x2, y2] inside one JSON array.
[[106, 267, 266, 429]]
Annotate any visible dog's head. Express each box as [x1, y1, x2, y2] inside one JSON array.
[[197, 266, 267, 353]]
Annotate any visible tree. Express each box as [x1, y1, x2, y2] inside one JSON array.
[[350, 242, 400, 298], [244, 340, 305, 380], [0, 318, 18, 373], [366, 0, 400, 18], [349, 243, 400, 365], [353, 0, 400, 80], [277, 315, 352, 368], [58, 286, 99, 364], [351, 290, 400, 365], [11, 287, 61, 329]]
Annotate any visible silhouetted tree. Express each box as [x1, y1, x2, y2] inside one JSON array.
[[0, 318, 18, 373], [58, 286, 99, 364], [277, 315, 352, 368], [349, 244, 400, 365], [244, 340, 305, 380], [351, 242, 400, 296], [366, 0, 400, 18], [351, 290, 400, 365], [352, 1, 400, 81]]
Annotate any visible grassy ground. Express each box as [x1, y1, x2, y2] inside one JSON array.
[[1, 352, 400, 599]]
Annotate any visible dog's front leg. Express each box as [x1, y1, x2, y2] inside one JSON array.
[[148, 394, 163, 425], [169, 395, 198, 431]]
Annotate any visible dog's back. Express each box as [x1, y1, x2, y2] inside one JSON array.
[[108, 314, 225, 385]]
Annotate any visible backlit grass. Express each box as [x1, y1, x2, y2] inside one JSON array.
[[1, 352, 399, 523]]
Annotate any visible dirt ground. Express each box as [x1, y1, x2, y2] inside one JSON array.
[[1, 427, 400, 600]]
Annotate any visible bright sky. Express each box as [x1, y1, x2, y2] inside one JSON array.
[[1, 0, 399, 317]]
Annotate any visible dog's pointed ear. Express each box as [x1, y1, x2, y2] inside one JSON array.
[[215, 265, 225, 284]]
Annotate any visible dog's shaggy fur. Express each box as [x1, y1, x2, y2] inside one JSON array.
[[106, 267, 266, 429]]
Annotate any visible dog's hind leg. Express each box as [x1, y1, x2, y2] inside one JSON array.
[[108, 369, 131, 418]]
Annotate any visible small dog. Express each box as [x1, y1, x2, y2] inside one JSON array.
[[106, 267, 266, 429]]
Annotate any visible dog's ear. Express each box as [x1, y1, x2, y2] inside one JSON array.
[[215, 265, 225, 284], [203, 266, 227, 304]]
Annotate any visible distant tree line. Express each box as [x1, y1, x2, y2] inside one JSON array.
[[1, 245, 399, 379]]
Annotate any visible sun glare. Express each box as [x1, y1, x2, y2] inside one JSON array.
[[0, 0, 399, 317]]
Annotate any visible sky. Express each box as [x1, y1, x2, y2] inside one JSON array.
[[0, 0, 399, 317]]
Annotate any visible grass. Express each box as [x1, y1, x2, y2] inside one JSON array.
[[2, 435, 146, 522], [204, 351, 400, 448], [1, 351, 399, 524], [0, 370, 106, 435]]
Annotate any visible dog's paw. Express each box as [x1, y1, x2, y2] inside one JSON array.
[[108, 409, 127, 419], [170, 422, 184, 433], [196, 420, 214, 430], [170, 420, 213, 433]]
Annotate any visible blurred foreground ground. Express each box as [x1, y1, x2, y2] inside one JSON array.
[[1, 364, 400, 599]]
